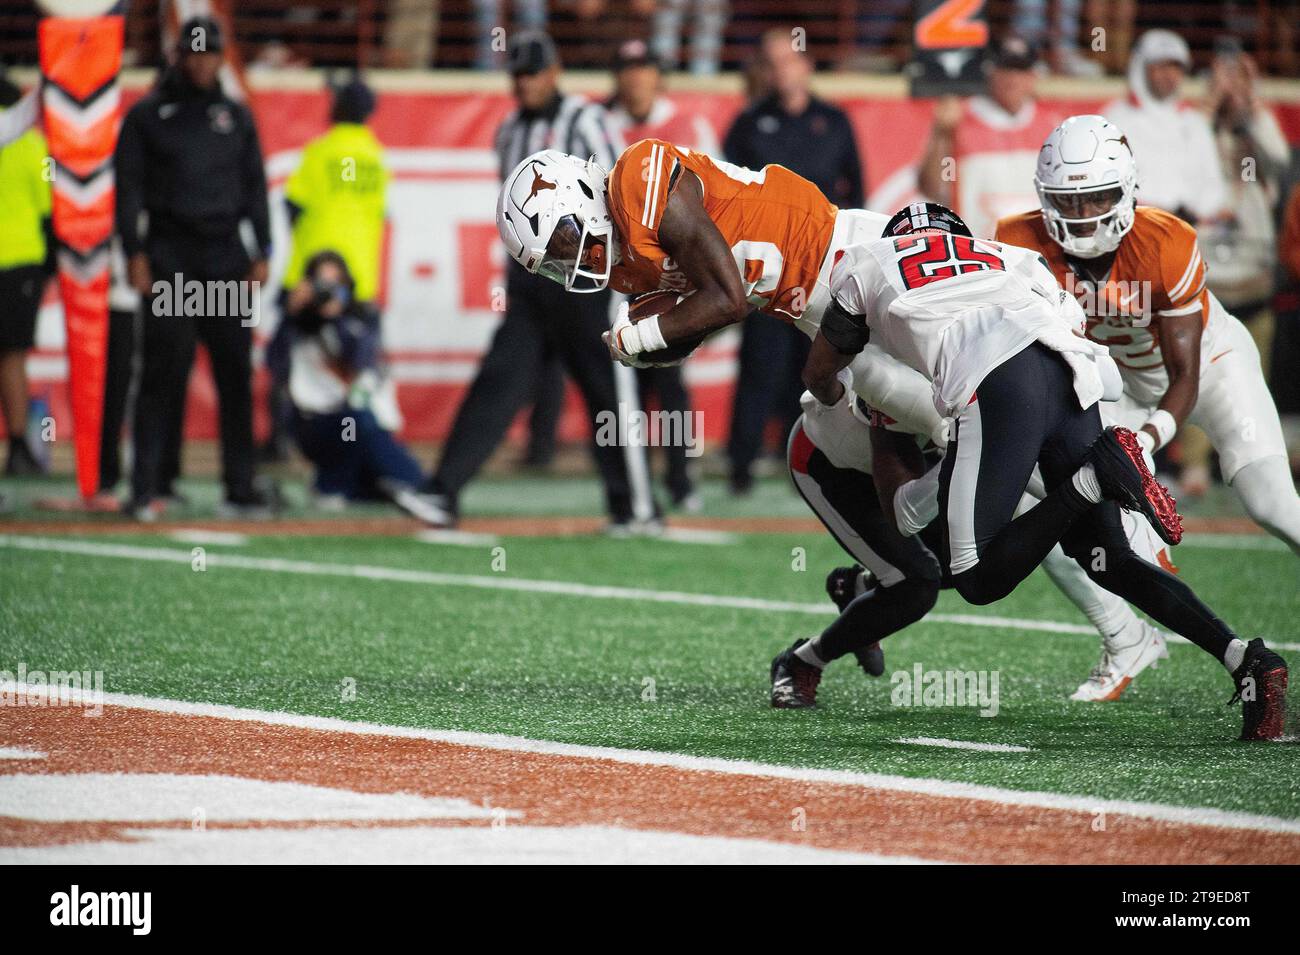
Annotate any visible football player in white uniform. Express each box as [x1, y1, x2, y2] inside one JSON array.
[[996, 115, 1300, 698], [800, 201, 1287, 740]]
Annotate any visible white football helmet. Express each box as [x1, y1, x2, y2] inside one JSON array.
[[497, 149, 619, 293], [1034, 115, 1138, 259]]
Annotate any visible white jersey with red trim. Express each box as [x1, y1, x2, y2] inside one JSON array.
[[829, 232, 1112, 417]]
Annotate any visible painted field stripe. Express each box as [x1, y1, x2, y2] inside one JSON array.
[[895, 737, 1032, 753], [1177, 534, 1289, 552], [168, 529, 250, 547], [3, 534, 1296, 650], [654, 527, 738, 546], [414, 529, 500, 547], [6, 681, 1297, 834], [0, 746, 47, 760]]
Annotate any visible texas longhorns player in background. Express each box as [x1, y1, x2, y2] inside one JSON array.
[[996, 115, 1300, 691], [495, 139, 949, 447]]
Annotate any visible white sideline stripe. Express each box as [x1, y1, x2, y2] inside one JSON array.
[[1178, 534, 1289, 552], [0, 747, 46, 760], [168, 529, 250, 547], [655, 527, 738, 546], [895, 737, 1032, 753], [5, 680, 1298, 834], [414, 529, 500, 547], [2, 535, 1296, 651]]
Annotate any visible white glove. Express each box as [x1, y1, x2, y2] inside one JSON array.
[[602, 300, 662, 369]]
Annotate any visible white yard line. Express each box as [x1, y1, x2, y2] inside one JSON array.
[[167, 529, 250, 547], [0, 746, 46, 760], [1177, 534, 1288, 552], [414, 529, 500, 547], [4, 680, 1297, 834], [2, 534, 1296, 650], [895, 737, 1032, 753]]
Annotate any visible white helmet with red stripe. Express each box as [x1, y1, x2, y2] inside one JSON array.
[[1035, 115, 1138, 259], [497, 149, 618, 293]]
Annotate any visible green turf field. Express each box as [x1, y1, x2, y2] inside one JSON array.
[[2, 473, 1298, 820]]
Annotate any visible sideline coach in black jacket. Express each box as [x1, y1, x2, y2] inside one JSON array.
[[115, 16, 271, 517]]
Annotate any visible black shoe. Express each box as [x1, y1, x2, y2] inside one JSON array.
[[1087, 426, 1183, 545], [853, 643, 886, 678], [729, 472, 753, 497], [825, 564, 866, 612], [1229, 639, 1288, 741], [216, 487, 277, 520], [770, 639, 822, 708], [5, 439, 44, 476], [385, 482, 456, 527]]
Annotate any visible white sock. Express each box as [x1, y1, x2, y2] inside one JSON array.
[[1072, 464, 1104, 504], [1223, 638, 1248, 674], [795, 640, 827, 669]]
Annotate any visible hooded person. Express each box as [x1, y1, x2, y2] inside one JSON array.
[[1102, 29, 1228, 225]]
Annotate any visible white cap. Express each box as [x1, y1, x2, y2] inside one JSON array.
[[1133, 29, 1191, 68]]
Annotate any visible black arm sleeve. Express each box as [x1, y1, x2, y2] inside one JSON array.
[[820, 296, 870, 355], [241, 108, 272, 258], [113, 106, 146, 257]]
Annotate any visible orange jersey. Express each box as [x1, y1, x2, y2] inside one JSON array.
[[994, 206, 1208, 372], [606, 139, 838, 321]]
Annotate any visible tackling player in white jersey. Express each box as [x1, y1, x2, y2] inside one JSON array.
[[798, 200, 1287, 740]]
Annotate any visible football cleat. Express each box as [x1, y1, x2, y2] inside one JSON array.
[[387, 484, 457, 528], [1229, 639, 1289, 741], [1087, 426, 1183, 545], [770, 639, 822, 708], [1071, 620, 1168, 702], [854, 642, 886, 678]]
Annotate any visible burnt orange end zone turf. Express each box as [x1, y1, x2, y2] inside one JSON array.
[[1, 703, 1294, 863]]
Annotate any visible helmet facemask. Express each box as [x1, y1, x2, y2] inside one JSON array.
[[1037, 183, 1134, 259], [539, 212, 617, 293]]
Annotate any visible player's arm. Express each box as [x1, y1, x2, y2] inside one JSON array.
[[870, 425, 926, 536], [802, 246, 876, 406], [1147, 310, 1201, 451], [652, 172, 749, 342]]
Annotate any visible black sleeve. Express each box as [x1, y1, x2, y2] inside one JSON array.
[[240, 106, 272, 258], [838, 111, 865, 210], [113, 104, 147, 257]]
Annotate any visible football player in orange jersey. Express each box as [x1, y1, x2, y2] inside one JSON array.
[[496, 141, 950, 448], [996, 114, 1300, 698]]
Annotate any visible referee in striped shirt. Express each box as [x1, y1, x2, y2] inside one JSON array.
[[421, 32, 655, 531]]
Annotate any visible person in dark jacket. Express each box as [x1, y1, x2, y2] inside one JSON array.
[[114, 16, 272, 519], [722, 29, 865, 494]]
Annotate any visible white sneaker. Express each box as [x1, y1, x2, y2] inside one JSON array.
[[1071, 620, 1169, 701], [389, 486, 456, 527]]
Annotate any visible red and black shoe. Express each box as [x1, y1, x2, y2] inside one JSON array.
[[1087, 426, 1184, 546], [1230, 639, 1289, 741], [770, 639, 823, 708]]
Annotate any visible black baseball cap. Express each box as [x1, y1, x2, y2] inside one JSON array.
[[987, 34, 1038, 71], [508, 31, 559, 75], [178, 15, 224, 55], [883, 202, 972, 239], [613, 38, 660, 72]]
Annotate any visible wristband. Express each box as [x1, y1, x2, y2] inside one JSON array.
[[636, 314, 667, 353], [1143, 409, 1177, 451]]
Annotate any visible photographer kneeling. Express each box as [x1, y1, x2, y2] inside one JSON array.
[[284, 251, 443, 522]]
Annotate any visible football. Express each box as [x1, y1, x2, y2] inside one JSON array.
[[627, 290, 706, 367]]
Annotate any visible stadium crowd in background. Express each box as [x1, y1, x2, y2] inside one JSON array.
[[1, 9, 1299, 520]]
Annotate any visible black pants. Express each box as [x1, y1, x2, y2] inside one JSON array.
[[728, 311, 809, 482], [131, 292, 256, 504], [638, 363, 694, 501], [788, 421, 941, 662], [98, 307, 138, 492], [937, 343, 1235, 660], [430, 270, 642, 521]]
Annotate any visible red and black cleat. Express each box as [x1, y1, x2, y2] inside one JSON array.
[[1088, 427, 1184, 546], [770, 639, 823, 708], [1230, 639, 1289, 741]]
